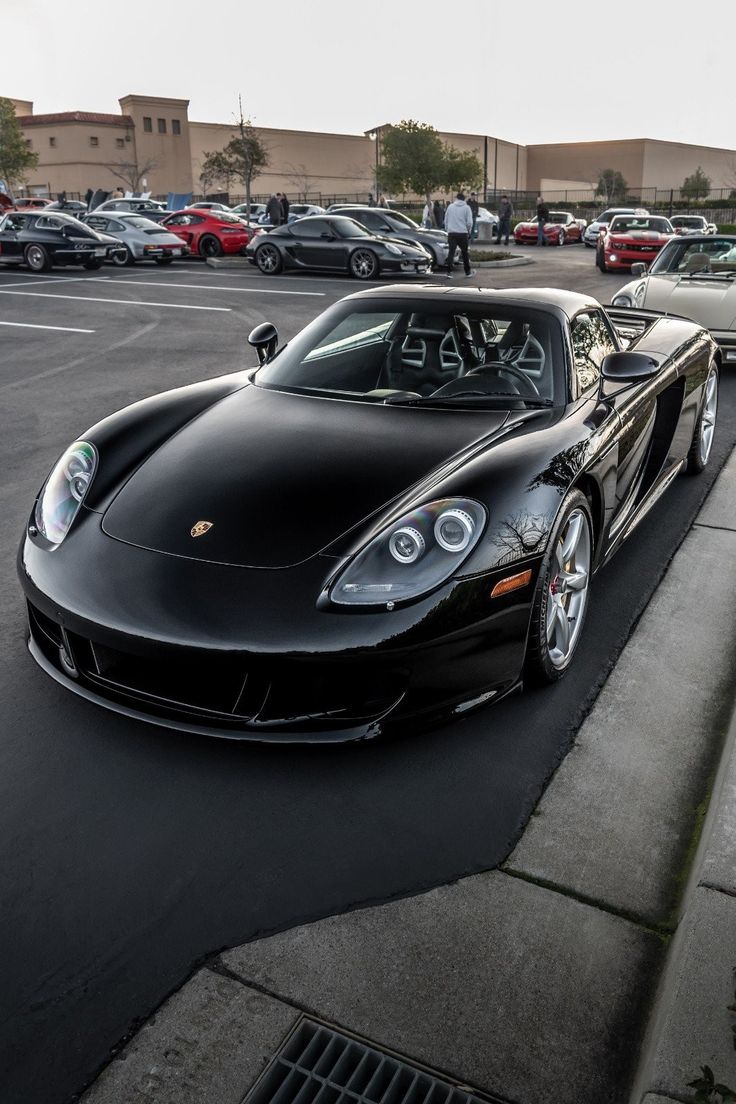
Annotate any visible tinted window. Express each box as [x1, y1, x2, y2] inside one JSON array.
[[652, 238, 736, 274], [349, 211, 387, 231], [85, 217, 109, 231], [384, 212, 419, 230], [571, 311, 616, 395], [290, 218, 331, 238], [331, 217, 371, 238]]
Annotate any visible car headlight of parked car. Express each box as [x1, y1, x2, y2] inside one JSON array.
[[34, 440, 97, 546], [385, 243, 403, 255], [330, 498, 486, 606]]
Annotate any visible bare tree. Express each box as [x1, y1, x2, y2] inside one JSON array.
[[106, 157, 158, 194], [284, 163, 311, 202]]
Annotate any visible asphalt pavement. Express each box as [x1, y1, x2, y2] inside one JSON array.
[[0, 246, 731, 1104]]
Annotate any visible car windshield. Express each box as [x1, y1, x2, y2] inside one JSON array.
[[650, 238, 736, 274], [548, 212, 569, 223], [384, 211, 419, 230], [330, 217, 372, 238], [255, 300, 563, 407], [124, 216, 160, 229], [671, 217, 706, 227], [213, 212, 242, 223], [609, 216, 672, 234]]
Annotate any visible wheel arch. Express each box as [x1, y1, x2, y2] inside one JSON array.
[[570, 472, 604, 558]]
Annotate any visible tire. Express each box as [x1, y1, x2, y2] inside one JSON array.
[[425, 246, 438, 269], [350, 248, 378, 280], [112, 248, 134, 267], [596, 248, 607, 273], [24, 243, 51, 273], [558, 229, 566, 246], [525, 489, 593, 684], [154, 257, 174, 266], [198, 234, 222, 259], [83, 259, 103, 270], [686, 363, 719, 475], [255, 243, 282, 275]]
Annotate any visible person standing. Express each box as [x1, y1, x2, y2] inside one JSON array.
[[433, 198, 443, 229], [497, 194, 514, 245], [280, 192, 290, 223], [422, 198, 433, 228], [378, 193, 389, 208], [467, 191, 479, 240], [444, 191, 475, 278], [536, 195, 550, 246], [266, 193, 283, 226], [368, 193, 376, 207]]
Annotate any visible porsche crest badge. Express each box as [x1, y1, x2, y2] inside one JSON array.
[[191, 521, 213, 538]]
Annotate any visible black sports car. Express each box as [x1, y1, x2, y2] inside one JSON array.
[[246, 214, 432, 279], [18, 287, 718, 742], [0, 210, 127, 271]]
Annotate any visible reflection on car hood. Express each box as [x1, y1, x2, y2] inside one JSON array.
[[642, 274, 736, 329], [102, 384, 510, 568]]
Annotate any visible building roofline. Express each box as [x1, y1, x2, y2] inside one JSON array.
[[18, 111, 133, 127]]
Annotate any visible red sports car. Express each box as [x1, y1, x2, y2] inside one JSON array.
[[161, 209, 253, 259], [596, 214, 675, 272], [513, 210, 584, 246]]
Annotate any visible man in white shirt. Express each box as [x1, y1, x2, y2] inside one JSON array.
[[444, 192, 475, 278]]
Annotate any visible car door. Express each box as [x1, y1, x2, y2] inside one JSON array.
[[571, 310, 659, 523], [0, 212, 28, 261], [289, 218, 343, 268]]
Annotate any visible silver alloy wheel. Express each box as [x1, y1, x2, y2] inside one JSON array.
[[558, 229, 566, 246], [545, 508, 591, 669], [26, 244, 46, 271], [351, 249, 377, 279], [256, 245, 280, 273], [700, 368, 718, 463], [112, 248, 131, 267]]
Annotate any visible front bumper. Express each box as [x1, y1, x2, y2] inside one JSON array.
[[380, 257, 431, 274], [18, 514, 536, 741]]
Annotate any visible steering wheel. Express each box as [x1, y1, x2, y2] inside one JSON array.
[[469, 361, 542, 399]]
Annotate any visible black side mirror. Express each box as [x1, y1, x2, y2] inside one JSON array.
[[631, 262, 647, 277], [248, 321, 279, 365], [601, 351, 660, 383]]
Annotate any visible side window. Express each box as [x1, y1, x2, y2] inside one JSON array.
[[86, 217, 108, 231], [360, 212, 386, 231], [108, 220, 126, 232], [570, 311, 617, 396], [291, 219, 329, 237]]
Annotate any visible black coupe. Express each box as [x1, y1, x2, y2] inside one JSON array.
[[0, 210, 127, 271], [18, 287, 718, 741], [246, 214, 432, 279]]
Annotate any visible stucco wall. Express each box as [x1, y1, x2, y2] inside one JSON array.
[[642, 139, 736, 192]]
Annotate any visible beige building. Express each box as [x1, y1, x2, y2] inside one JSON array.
[[6, 93, 736, 203]]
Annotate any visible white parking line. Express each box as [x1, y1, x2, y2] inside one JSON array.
[[0, 276, 100, 289], [86, 277, 326, 297], [0, 320, 95, 333], [0, 290, 231, 312]]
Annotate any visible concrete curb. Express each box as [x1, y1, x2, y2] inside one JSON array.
[[470, 256, 534, 268]]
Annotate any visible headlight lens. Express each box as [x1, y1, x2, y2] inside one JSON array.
[[331, 497, 486, 606], [34, 440, 97, 545], [611, 293, 632, 307], [385, 242, 402, 255]]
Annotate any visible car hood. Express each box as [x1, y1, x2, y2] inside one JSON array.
[[642, 274, 736, 329], [102, 384, 511, 568]]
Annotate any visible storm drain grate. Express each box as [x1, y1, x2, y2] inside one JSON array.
[[242, 1017, 505, 1104]]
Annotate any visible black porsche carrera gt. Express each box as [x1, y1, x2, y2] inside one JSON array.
[[0, 210, 127, 271], [18, 287, 718, 741]]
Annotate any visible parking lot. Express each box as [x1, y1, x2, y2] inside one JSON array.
[[3, 248, 736, 1104]]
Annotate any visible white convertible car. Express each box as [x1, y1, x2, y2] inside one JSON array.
[[611, 234, 736, 363]]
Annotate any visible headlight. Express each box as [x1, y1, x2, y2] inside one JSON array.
[[330, 497, 486, 607], [34, 440, 97, 545], [385, 243, 402, 255], [611, 293, 632, 307]]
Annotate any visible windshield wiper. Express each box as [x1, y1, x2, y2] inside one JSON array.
[[678, 271, 736, 280], [385, 391, 553, 408]]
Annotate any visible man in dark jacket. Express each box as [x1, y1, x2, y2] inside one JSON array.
[[279, 193, 290, 222], [467, 191, 479, 240], [497, 195, 514, 245], [266, 194, 283, 226], [536, 195, 550, 245]]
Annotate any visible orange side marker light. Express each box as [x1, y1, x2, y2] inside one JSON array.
[[490, 568, 533, 598]]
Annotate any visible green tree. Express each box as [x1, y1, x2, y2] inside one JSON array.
[[377, 120, 483, 207], [682, 165, 711, 201], [597, 168, 628, 203], [0, 97, 38, 198], [199, 97, 269, 210]]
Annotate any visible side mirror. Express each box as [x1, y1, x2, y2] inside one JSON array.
[[631, 262, 647, 277], [248, 321, 279, 365], [601, 351, 660, 383]]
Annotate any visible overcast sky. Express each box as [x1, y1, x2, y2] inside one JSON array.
[[4, 0, 734, 150]]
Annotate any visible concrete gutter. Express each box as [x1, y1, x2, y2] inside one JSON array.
[[81, 450, 736, 1104]]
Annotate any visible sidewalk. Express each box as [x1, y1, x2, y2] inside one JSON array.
[[82, 451, 736, 1104]]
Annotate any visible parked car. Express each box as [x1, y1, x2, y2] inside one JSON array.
[[83, 211, 191, 265], [45, 199, 88, 216], [596, 214, 675, 272], [245, 214, 432, 278], [231, 203, 266, 221], [611, 234, 736, 362], [583, 207, 649, 247], [324, 205, 449, 269], [189, 201, 233, 212], [160, 209, 253, 258], [0, 210, 127, 271], [669, 215, 717, 236], [94, 198, 172, 223], [18, 286, 718, 741], [13, 197, 52, 210], [514, 211, 585, 246]]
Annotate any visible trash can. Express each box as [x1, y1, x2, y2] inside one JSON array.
[[476, 221, 495, 243]]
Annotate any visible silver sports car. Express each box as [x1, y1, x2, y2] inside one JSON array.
[[612, 234, 736, 363], [83, 212, 190, 265]]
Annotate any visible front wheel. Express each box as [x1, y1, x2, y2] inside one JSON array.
[[111, 248, 134, 267], [525, 490, 593, 684], [558, 229, 566, 246], [596, 248, 607, 273], [350, 249, 378, 280], [686, 363, 719, 474], [255, 243, 282, 274], [24, 243, 51, 272], [199, 234, 222, 258]]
